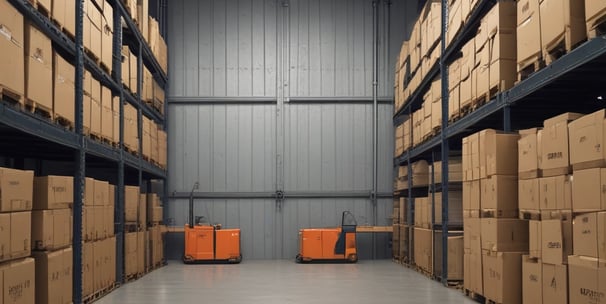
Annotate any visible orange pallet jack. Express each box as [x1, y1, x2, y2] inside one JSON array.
[[295, 211, 358, 263], [183, 183, 242, 264]]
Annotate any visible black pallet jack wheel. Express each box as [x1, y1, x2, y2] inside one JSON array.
[[295, 254, 303, 263], [347, 254, 358, 263]]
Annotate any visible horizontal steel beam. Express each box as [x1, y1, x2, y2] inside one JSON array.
[[168, 191, 393, 200], [287, 96, 393, 104], [168, 96, 395, 105]]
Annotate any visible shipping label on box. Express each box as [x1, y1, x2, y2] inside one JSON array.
[[4, 258, 35, 304], [568, 109, 606, 170], [541, 113, 583, 176], [0, 167, 34, 212], [481, 218, 529, 252], [539, 174, 572, 211], [542, 217, 573, 265], [573, 212, 606, 260], [522, 255, 543, 304], [33, 175, 73, 210], [573, 168, 606, 212], [568, 255, 606, 304], [482, 251, 523, 304]]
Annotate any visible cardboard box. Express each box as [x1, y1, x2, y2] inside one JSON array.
[[517, 0, 542, 69], [568, 109, 606, 170], [573, 212, 606, 259], [2, 257, 35, 304], [137, 0, 149, 42], [101, 86, 113, 140], [25, 22, 53, 110], [479, 129, 519, 178], [125, 185, 139, 222], [53, 52, 75, 123], [465, 251, 484, 294], [481, 218, 529, 252], [33, 247, 73, 304], [539, 174, 572, 211], [33, 175, 73, 210], [83, 206, 95, 241], [112, 97, 120, 144], [523, 255, 543, 304], [86, 0, 103, 60], [32, 208, 71, 251], [542, 217, 573, 265], [82, 241, 93, 297], [464, 217, 482, 254], [567, 255, 606, 304], [518, 128, 542, 179], [463, 180, 481, 210], [0, 0, 25, 98], [121, 46, 130, 89], [0, 167, 34, 212], [447, 0, 462, 46], [542, 263, 568, 304], [101, 2, 113, 71], [572, 168, 606, 212], [433, 234, 463, 280], [94, 179, 109, 206], [539, 0, 586, 61], [434, 191, 463, 226], [519, 178, 540, 211], [482, 251, 523, 304], [480, 175, 518, 215], [530, 220, 542, 259], [448, 85, 460, 121], [137, 231, 145, 274], [84, 177, 95, 206], [130, 52, 138, 92], [414, 228, 432, 273], [10, 211, 31, 260], [433, 159, 463, 184], [139, 194, 147, 228], [105, 205, 114, 237], [541, 113, 583, 176], [586, 0, 606, 30]]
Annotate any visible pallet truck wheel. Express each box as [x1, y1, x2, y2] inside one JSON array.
[[295, 254, 303, 263], [347, 254, 358, 263]]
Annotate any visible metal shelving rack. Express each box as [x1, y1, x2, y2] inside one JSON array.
[[393, 0, 606, 285], [3, 1, 168, 302]]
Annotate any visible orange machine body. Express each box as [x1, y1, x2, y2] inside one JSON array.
[[297, 227, 357, 262], [184, 225, 241, 263]]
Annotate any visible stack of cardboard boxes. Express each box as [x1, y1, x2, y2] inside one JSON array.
[[391, 198, 409, 262], [146, 193, 165, 270], [32, 175, 74, 304], [0, 167, 36, 303], [463, 129, 529, 303], [124, 186, 146, 278], [414, 196, 433, 274], [567, 109, 606, 304], [82, 178, 116, 299]]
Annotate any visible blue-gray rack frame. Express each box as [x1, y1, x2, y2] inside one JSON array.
[[4, 0, 168, 302], [393, 0, 606, 285]]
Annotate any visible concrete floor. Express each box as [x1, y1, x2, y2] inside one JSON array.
[[97, 260, 476, 304]]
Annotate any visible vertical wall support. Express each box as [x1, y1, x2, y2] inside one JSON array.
[[439, 0, 450, 285], [371, 0, 380, 260], [112, 2, 125, 284], [503, 105, 511, 132], [73, 0, 85, 302]]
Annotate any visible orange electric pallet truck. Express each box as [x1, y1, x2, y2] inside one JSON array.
[[295, 211, 358, 263], [183, 183, 242, 264]]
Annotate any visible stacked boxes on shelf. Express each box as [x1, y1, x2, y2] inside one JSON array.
[[463, 129, 528, 303], [567, 109, 606, 304], [391, 198, 409, 263], [146, 193, 165, 270], [414, 195, 432, 274], [32, 175, 74, 304], [82, 177, 116, 299], [0, 167, 35, 303], [0, 0, 25, 105]]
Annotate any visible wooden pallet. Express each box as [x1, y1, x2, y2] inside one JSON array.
[[50, 19, 75, 41], [0, 86, 23, 106], [29, 0, 50, 18], [481, 209, 517, 219], [33, 243, 71, 252], [54, 114, 74, 130], [125, 272, 144, 283], [125, 222, 143, 232], [543, 29, 587, 66], [519, 209, 541, 220], [83, 283, 117, 304], [464, 289, 486, 303], [84, 47, 101, 68], [587, 11, 606, 39], [517, 54, 544, 82], [541, 209, 572, 221], [24, 99, 52, 119]]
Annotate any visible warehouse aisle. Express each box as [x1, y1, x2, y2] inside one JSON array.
[[97, 260, 475, 303]]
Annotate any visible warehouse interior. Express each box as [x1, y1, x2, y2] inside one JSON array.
[[0, 0, 605, 303]]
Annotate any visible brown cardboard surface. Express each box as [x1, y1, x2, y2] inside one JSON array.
[[0, 167, 34, 212], [464, 217, 482, 255], [414, 228, 432, 273], [32, 247, 72, 304], [137, 231, 145, 274], [53, 52, 75, 122], [568, 109, 606, 170], [101, 1, 113, 70], [539, 174, 572, 211], [518, 128, 542, 178], [0, 0, 25, 97], [541, 112, 582, 176], [84, 177, 95, 206], [124, 186, 139, 222], [542, 262, 568, 304], [33, 175, 73, 210], [101, 86, 113, 140], [25, 22, 53, 109], [32, 209, 71, 251], [3, 257, 35, 304], [572, 168, 606, 212], [10, 212, 31, 259], [435, 191, 462, 226], [125, 232, 137, 276], [542, 217, 573, 265], [519, 178, 540, 211], [573, 212, 606, 259], [94, 179, 109, 206], [434, 233, 464, 280], [0, 214, 8, 260], [465, 251, 484, 294], [481, 218, 529, 252], [83, 206, 95, 241], [82, 241, 93, 297], [464, 180, 481, 210], [479, 129, 519, 178], [517, 0, 542, 68], [482, 251, 524, 304], [530, 220, 542, 259], [568, 255, 606, 304], [586, 0, 606, 27], [539, 0, 586, 54], [523, 255, 543, 304], [480, 175, 518, 213]]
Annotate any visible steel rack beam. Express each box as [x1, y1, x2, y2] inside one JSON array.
[[392, 59, 440, 122], [108, 0, 168, 84], [123, 89, 164, 123], [168, 191, 393, 200]]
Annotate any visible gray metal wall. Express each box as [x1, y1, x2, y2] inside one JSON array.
[[166, 0, 417, 260]]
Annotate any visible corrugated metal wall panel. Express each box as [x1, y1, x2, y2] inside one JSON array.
[[284, 103, 393, 192], [168, 104, 277, 193]]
